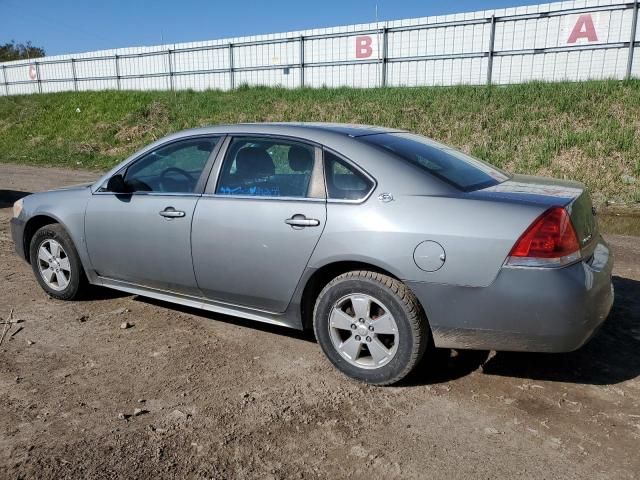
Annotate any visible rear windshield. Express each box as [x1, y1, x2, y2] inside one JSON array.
[[360, 133, 509, 192]]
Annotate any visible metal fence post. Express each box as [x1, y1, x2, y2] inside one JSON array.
[[626, 0, 639, 80], [381, 27, 389, 88], [486, 15, 497, 85], [71, 58, 78, 91], [1, 65, 8, 96], [167, 49, 174, 91], [299, 36, 305, 88], [115, 55, 121, 90], [34, 61, 42, 94], [228, 43, 235, 90]]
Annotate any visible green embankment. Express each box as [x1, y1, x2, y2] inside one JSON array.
[[0, 81, 638, 204]]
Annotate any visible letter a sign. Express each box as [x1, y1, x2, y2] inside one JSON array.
[[567, 14, 598, 43]]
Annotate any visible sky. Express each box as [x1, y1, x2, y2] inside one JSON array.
[[1, 0, 544, 56]]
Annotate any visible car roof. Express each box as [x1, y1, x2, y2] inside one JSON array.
[[171, 122, 405, 140], [262, 123, 405, 137]]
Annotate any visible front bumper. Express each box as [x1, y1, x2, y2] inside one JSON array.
[[10, 217, 27, 262], [407, 237, 614, 353]]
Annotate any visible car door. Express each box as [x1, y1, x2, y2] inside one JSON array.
[[191, 135, 327, 312], [85, 135, 223, 295]]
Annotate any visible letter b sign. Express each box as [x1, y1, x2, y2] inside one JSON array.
[[355, 36, 373, 59]]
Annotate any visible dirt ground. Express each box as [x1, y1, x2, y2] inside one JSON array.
[[1, 164, 639, 479]]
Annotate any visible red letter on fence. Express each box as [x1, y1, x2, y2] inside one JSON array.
[[567, 14, 598, 43], [355, 36, 373, 58]]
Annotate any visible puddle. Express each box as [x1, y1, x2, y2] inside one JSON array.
[[598, 214, 640, 237]]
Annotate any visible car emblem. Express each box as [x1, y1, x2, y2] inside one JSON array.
[[378, 193, 394, 203], [582, 233, 593, 245]]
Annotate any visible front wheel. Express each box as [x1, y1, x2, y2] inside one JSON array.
[[313, 271, 430, 385], [29, 224, 87, 300]]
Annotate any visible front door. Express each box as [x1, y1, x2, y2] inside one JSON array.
[[85, 136, 221, 295], [191, 136, 326, 312]]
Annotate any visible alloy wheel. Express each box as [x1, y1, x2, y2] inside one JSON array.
[[37, 239, 71, 291], [328, 293, 399, 369]]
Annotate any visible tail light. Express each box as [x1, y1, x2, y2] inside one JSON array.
[[506, 207, 581, 267]]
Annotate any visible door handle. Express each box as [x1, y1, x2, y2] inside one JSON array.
[[159, 207, 186, 219], [285, 214, 320, 228]]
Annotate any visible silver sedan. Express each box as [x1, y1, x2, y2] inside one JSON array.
[[10, 123, 614, 385]]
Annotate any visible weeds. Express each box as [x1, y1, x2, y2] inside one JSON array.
[[0, 80, 638, 203]]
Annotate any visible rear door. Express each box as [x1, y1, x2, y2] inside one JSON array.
[[191, 135, 326, 312]]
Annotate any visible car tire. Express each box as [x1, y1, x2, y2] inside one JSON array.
[[29, 224, 87, 300], [313, 270, 430, 386]]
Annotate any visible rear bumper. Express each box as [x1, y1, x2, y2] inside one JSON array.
[[407, 237, 614, 353], [10, 217, 27, 262]]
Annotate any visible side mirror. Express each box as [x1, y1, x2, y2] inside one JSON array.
[[106, 174, 128, 193]]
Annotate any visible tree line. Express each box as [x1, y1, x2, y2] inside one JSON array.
[[1, 41, 45, 62]]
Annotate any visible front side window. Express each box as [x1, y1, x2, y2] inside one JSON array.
[[324, 151, 374, 201], [216, 137, 316, 198], [124, 137, 219, 193], [360, 133, 509, 192]]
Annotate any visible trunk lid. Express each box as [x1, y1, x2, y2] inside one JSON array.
[[470, 174, 599, 258]]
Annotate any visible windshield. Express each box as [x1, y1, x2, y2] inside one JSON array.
[[360, 133, 509, 192]]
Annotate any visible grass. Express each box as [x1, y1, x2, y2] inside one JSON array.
[[0, 80, 639, 204]]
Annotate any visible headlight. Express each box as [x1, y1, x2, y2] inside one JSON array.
[[12, 198, 23, 218]]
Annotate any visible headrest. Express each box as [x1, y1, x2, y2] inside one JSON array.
[[236, 147, 275, 178], [288, 146, 313, 172]]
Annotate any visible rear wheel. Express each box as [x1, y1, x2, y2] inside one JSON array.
[[313, 271, 430, 385], [29, 224, 87, 300]]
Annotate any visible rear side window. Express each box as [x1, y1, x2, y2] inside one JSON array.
[[324, 151, 374, 201], [360, 133, 509, 192], [216, 137, 316, 198]]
